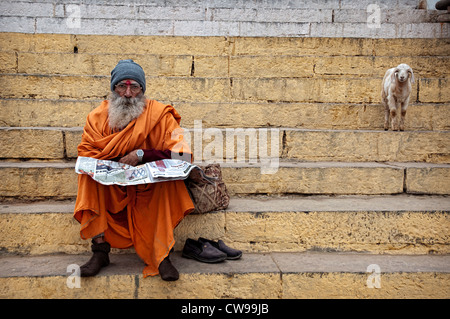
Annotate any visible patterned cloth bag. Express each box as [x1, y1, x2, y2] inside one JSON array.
[[185, 164, 230, 214]]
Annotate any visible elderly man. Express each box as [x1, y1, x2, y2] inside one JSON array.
[[74, 59, 194, 281]]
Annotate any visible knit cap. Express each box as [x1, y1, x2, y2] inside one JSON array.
[[110, 59, 146, 93]]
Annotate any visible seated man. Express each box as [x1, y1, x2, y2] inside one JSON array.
[[74, 59, 194, 281]]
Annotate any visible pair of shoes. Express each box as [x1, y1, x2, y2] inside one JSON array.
[[182, 238, 226, 263], [80, 240, 111, 277], [198, 237, 242, 260], [182, 238, 242, 263], [158, 255, 179, 281]]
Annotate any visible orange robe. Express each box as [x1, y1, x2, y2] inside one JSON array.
[[74, 99, 194, 277]]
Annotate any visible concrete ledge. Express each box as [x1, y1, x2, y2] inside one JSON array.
[[0, 127, 65, 159], [0, 2, 447, 38], [1, 161, 449, 198], [405, 163, 450, 195], [283, 129, 450, 163], [1, 100, 449, 131], [3, 127, 449, 163], [1, 74, 448, 104], [1, 195, 449, 255], [0, 252, 449, 298], [0, 160, 406, 198], [2, 34, 449, 57]]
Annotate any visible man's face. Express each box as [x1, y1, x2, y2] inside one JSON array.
[[114, 79, 142, 98]]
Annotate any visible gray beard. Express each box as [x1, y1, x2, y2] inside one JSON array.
[[108, 91, 146, 131]]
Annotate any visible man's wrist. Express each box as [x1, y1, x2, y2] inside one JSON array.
[[136, 149, 144, 162]]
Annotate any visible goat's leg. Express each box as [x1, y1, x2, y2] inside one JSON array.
[[387, 96, 398, 131], [383, 99, 389, 131], [399, 98, 409, 131], [390, 108, 398, 131], [399, 109, 406, 131]]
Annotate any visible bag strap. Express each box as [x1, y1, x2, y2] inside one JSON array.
[[191, 167, 218, 185], [189, 182, 218, 203]]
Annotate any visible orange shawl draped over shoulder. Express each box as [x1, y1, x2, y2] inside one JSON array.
[[74, 99, 194, 277]]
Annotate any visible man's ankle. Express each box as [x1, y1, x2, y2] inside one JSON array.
[[93, 235, 106, 244]]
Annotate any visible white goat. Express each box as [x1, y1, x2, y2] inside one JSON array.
[[381, 63, 415, 131]]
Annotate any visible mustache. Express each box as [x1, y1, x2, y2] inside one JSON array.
[[110, 92, 144, 107]]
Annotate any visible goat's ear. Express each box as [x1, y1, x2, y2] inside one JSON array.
[[391, 68, 398, 82], [409, 68, 415, 83]]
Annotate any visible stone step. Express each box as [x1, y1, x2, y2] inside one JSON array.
[[3, 20, 445, 38], [2, 33, 448, 57], [2, 99, 449, 132], [282, 129, 450, 163], [0, 0, 431, 17], [1, 1, 447, 38], [1, 252, 449, 298], [1, 74, 447, 104], [1, 195, 449, 255], [1, 127, 449, 163], [0, 161, 449, 199], [0, 0, 432, 24], [3, 51, 448, 79]]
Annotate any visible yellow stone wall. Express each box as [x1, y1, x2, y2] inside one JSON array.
[[0, 33, 448, 199]]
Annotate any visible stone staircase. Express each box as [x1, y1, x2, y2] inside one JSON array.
[[0, 0, 449, 299]]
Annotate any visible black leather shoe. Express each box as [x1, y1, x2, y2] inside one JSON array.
[[182, 238, 227, 263], [158, 255, 179, 281], [80, 240, 111, 277], [198, 237, 242, 260]]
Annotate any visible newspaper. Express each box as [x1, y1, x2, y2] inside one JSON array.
[[75, 156, 200, 186]]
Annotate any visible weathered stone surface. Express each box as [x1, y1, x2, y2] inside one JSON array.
[[2, 161, 449, 198], [419, 78, 450, 103], [222, 162, 405, 195], [2, 34, 448, 56], [283, 129, 450, 163], [2, 100, 448, 131], [64, 128, 83, 158], [0, 99, 97, 128], [0, 252, 448, 299], [2, 196, 448, 255], [17, 52, 193, 77], [75, 35, 231, 56], [193, 56, 229, 77], [0, 128, 64, 159], [225, 210, 450, 254], [0, 74, 109, 100], [0, 208, 226, 255], [282, 272, 450, 299], [231, 77, 392, 103], [405, 163, 450, 195], [0, 75, 232, 102], [0, 162, 76, 199], [0, 52, 16, 73], [315, 56, 449, 78], [63, 128, 450, 163], [229, 55, 315, 78], [233, 37, 450, 57]]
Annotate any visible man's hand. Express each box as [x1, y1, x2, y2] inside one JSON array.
[[118, 150, 140, 166]]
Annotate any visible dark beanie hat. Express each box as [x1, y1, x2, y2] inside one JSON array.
[[110, 59, 146, 93]]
